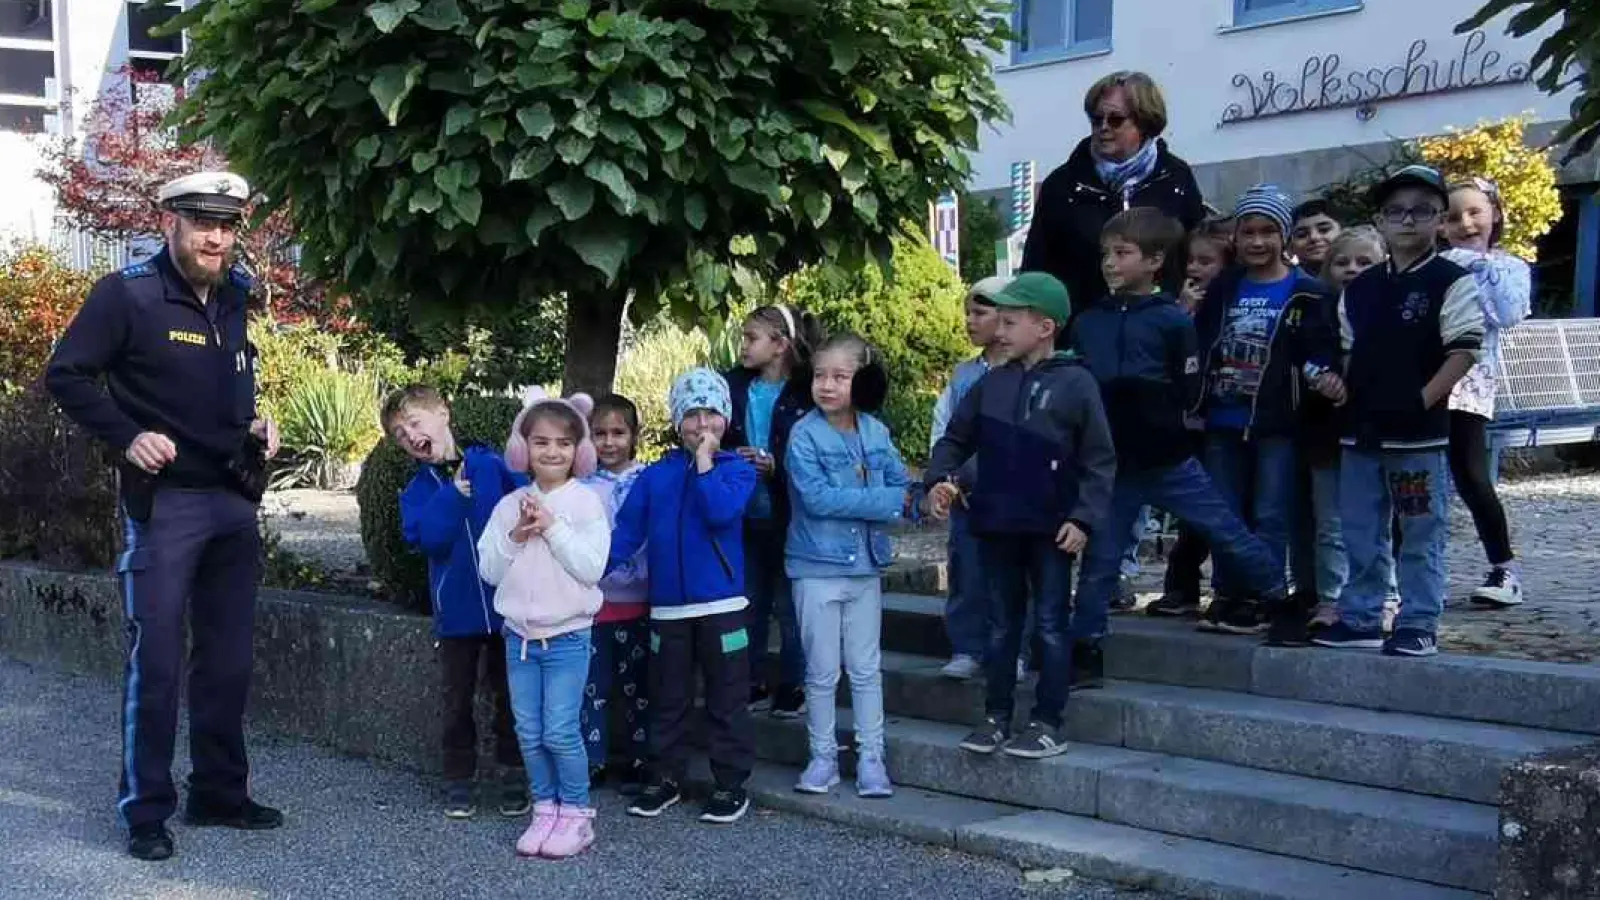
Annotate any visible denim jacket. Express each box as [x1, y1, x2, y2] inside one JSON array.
[[783, 409, 915, 578]]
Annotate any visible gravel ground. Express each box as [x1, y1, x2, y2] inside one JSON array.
[[266, 473, 1600, 663], [0, 659, 1167, 900]]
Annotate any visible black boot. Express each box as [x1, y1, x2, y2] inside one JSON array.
[[184, 796, 284, 830], [1069, 641, 1104, 691], [127, 823, 174, 861]]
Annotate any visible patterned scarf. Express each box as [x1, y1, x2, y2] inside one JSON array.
[[1092, 139, 1160, 199]]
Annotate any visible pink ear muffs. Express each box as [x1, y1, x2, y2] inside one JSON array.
[[506, 387, 598, 479]]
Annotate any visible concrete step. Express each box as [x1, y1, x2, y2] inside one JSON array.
[[749, 711, 1499, 892], [880, 592, 1600, 735], [871, 650, 1590, 804], [683, 760, 1485, 900]]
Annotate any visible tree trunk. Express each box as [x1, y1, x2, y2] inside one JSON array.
[[562, 288, 628, 396]]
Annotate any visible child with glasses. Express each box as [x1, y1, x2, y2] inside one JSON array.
[[1314, 166, 1486, 658]]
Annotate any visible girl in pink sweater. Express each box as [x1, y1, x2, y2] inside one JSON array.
[[477, 389, 610, 860]]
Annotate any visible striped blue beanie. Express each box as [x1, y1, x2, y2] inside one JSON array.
[[1234, 183, 1294, 239]]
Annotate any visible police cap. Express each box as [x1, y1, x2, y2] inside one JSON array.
[[158, 171, 251, 223]]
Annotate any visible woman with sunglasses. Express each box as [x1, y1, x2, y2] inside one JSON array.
[[1020, 70, 1206, 341], [1440, 178, 1532, 608]]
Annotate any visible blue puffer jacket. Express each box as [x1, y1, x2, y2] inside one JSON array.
[[398, 443, 529, 638], [605, 449, 757, 611], [783, 409, 915, 576]]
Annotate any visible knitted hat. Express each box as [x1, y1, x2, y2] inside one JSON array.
[[1234, 183, 1294, 239], [668, 367, 732, 429], [505, 387, 598, 479]]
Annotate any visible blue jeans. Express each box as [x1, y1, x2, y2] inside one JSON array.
[[745, 522, 804, 689], [944, 508, 988, 660], [1076, 458, 1284, 639], [1339, 448, 1448, 634], [1120, 507, 1152, 579], [504, 628, 592, 807], [1204, 433, 1296, 598], [979, 535, 1073, 729]]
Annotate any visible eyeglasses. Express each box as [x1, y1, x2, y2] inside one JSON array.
[[1380, 205, 1440, 225], [1089, 112, 1130, 130]]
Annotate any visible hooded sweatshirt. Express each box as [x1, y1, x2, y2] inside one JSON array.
[[477, 479, 610, 643], [583, 462, 649, 621]]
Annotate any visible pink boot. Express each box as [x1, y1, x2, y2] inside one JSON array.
[[539, 805, 596, 859], [515, 801, 559, 857]]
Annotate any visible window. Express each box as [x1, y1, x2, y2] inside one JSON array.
[[1232, 0, 1360, 29], [1012, 0, 1112, 66], [127, 1, 182, 56], [0, 0, 56, 132]]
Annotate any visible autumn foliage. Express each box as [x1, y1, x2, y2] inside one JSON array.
[[35, 66, 349, 328], [0, 244, 95, 392], [1416, 116, 1562, 261]]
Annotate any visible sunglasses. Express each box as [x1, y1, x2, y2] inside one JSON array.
[[1089, 112, 1130, 130], [1380, 204, 1440, 225]]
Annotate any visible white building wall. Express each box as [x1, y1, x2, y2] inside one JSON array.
[[972, 0, 1574, 193]]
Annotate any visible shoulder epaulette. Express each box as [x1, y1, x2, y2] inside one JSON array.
[[120, 262, 156, 279]]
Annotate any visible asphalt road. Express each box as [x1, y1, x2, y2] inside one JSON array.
[[0, 658, 1169, 900]]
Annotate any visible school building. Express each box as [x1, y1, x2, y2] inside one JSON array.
[[970, 0, 1600, 315]]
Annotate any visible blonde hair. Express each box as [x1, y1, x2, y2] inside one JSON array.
[[380, 384, 447, 430], [1328, 226, 1386, 262], [1084, 71, 1168, 138]]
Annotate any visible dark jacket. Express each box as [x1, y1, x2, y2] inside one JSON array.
[[1021, 137, 1205, 339], [1341, 252, 1485, 451], [606, 449, 757, 611], [924, 353, 1116, 538], [46, 249, 256, 487], [723, 365, 812, 526], [398, 443, 529, 638], [1192, 266, 1340, 442], [1070, 293, 1202, 470]]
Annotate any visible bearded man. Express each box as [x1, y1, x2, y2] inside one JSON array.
[[46, 171, 283, 861]]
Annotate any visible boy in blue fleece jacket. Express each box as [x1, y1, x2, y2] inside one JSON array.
[[386, 386, 529, 820], [607, 368, 759, 826]]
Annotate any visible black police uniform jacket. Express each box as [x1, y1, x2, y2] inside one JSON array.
[[46, 248, 257, 488]]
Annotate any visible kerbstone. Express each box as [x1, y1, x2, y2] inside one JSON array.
[[958, 810, 1486, 900], [1096, 756, 1499, 892], [1497, 742, 1600, 899]]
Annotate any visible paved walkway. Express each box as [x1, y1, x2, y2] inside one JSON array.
[[270, 474, 1600, 664], [0, 659, 1165, 900]]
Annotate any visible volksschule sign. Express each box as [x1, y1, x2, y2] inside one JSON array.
[[1219, 29, 1530, 126]]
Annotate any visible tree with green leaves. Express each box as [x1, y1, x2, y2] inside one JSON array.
[[1459, 1, 1600, 161], [170, 0, 1009, 393]]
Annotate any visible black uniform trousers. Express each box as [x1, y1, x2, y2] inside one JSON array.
[[117, 487, 261, 829]]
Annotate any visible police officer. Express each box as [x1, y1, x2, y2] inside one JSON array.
[[46, 171, 283, 862]]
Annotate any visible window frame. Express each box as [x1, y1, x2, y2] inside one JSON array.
[[0, 0, 59, 133], [1229, 0, 1361, 30], [125, 0, 184, 63], [1009, 0, 1113, 68]]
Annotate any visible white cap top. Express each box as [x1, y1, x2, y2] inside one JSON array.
[[158, 171, 251, 219], [968, 275, 1014, 302]]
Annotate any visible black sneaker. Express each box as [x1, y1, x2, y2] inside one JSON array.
[[127, 823, 174, 861], [1198, 598, 1266, 635], [1069, 642, 1104, 691], [1001, 721, 1069, 759], [700, 788, 751, 824], [1146, 592, 1201, 617], [957, 716, 1009, 754], [1263, 606, 1313, 647], [748, 683, 773, 712], [770, 685, 806, 719], [183, 796, 284, 830], [442, 780, 476, 819], [1382, 628, 1439, 658], [589, 764, 610, 791], [617, 760, 648, 797], [497, 771, 530, 817], [1312, 622, 1385, 650], [627, 778, 681, 818]]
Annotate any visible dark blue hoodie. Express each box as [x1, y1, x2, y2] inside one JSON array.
[[1070, 292, 1202, 470], [398, 444, 528, 638], [606, 449, 757, 612]]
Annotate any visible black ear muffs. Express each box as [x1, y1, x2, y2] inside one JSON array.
[[851, 346, 890, 414]]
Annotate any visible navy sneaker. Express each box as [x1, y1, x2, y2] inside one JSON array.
[[1382, 628, 1439, 657], [1312, 622, 1385, 650]]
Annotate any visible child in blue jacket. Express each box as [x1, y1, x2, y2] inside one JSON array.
[[607, 368, 759, 826], [386, 385, 529, 819]]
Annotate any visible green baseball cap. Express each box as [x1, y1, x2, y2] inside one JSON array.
[[990, 271, 1071, 326]]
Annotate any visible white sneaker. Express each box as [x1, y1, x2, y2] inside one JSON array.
[[1471, 566, 1524, 608], [940, 655, 982, 680], [794, 757, 840, 794]]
